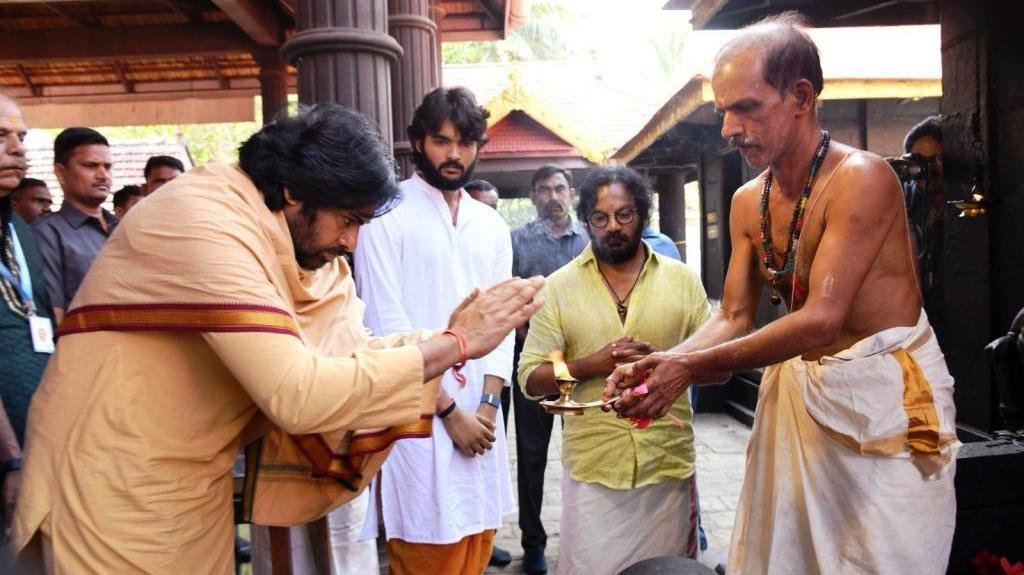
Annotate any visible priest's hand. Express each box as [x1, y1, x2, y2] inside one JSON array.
[[443, 407, 496, 457], [604, 352, 694, 420], [447, 276, 545, 359]]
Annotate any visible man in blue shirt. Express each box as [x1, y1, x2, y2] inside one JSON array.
[[510, 164, 589, 574], [641, 226, 682, 260]]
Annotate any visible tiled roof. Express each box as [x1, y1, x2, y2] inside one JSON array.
[[444, 59, 663, 163], [481, 111, 578, 158], [24, 138, 193, 208]]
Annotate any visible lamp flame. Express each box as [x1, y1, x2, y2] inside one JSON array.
[[549, 350, 574, 381]]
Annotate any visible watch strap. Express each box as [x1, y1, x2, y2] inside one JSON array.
[[480, 393, 501, 409]]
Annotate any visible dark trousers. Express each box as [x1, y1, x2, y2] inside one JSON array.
[[512, 376, 554, 552], [501, 385, 511, 432]]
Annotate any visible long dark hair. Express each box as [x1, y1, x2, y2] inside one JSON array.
[[407, 87, 489, 170], [576, 166, 652, 226], [239, 103, 400, 216]]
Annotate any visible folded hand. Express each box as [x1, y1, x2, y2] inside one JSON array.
[[447, 276, 545, 359], [603, 352, 694, 420]]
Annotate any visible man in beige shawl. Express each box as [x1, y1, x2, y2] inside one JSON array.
[[10, 103, 543, 574], [607, 13, 957, 575]]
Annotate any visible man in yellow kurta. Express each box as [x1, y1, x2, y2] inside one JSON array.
[[519, 166, 711, 575], [10, 104, 543, 574]]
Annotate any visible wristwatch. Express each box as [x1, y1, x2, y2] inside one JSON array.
[[480, 394, 502, 410], [1, 457, 22, 476]]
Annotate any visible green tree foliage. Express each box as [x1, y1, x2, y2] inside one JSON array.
[[443, 1, 575, 63], [650, 26, 689, 86]]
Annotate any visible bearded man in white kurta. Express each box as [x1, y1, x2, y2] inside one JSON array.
[[355, 87, 515, 575]]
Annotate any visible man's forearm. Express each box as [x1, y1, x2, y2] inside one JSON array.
[[418, 332, 465, 385], [479, 375, 504, 420], [482, 374, 504, 396], [669, 310, 751, 384], [684, 307, 839, 380], [671, 309, 752, 355]]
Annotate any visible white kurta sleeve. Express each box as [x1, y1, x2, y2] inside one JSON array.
[[479, 220, 514, 383], [354, 212, 414, 336]]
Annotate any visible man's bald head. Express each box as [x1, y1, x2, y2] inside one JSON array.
[[0, 93, 28, 197], [714, 11, 823, 100]]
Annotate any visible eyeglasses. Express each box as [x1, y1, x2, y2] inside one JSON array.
[[588, 207, 637, 229]]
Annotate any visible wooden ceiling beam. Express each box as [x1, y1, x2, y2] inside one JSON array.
[[15, 65, 42, 97], [111, 60, 135, 93], [473, 0, 505, 27], [0, 22, 258, 64], [209, 57, 231, 89], [162, 1, 200, 24], [41, 3, 92, 27], [210, 0, 281, 46]]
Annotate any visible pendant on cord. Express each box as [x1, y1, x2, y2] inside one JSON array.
[[616, 303, 628, 321]]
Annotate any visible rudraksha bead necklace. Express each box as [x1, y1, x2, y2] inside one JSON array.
[[759, 130, 830, 305]]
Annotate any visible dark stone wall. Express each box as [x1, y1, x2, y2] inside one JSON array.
[[940, 0, 1024, 431], [987, 1, 1024, 352], [938, 0, 994, 430]]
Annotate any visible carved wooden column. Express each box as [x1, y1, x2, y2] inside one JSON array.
[[388, 0, 441, 178], [282, 0, 403, 147], [254, 49, 290, 124]]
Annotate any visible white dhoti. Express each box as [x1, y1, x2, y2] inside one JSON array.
[[729, 311, 958, 574], [557, 471, 695, 575]]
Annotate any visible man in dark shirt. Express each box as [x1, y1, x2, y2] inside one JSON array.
[[112, 184, 143, 219], [10, 178, 52, 224], [142, 154, 184, 196], [0, 94, 53, 540], [32, 127, 117, 324], [510, 164, 589, 575], [465, 179, 499, 210]]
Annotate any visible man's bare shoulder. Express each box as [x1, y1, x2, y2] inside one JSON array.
[[826, 142, 903, 209], [830, 143, 901, 190], [731, 170, 767, 212]]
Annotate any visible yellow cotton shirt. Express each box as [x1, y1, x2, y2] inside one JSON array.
[[518, 244, 710, 490]]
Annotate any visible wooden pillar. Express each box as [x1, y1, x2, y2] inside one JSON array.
[[388, 0, 440, 178], [282, 0, 403, 147], [655, 170, 686, 261], [856, 99, 868, 150], [255, 49, 289, 124], [268, 526, 293, 575]]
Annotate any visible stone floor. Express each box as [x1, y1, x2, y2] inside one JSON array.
[[485, 412, 752, 574], [242, 411, 752, 574]]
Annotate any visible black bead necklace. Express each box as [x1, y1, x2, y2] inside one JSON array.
[[598, 258, 647, 323], [759, 130, 830, 305]]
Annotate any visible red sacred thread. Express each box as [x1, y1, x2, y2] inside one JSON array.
[[443, 328, 469, 388]]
